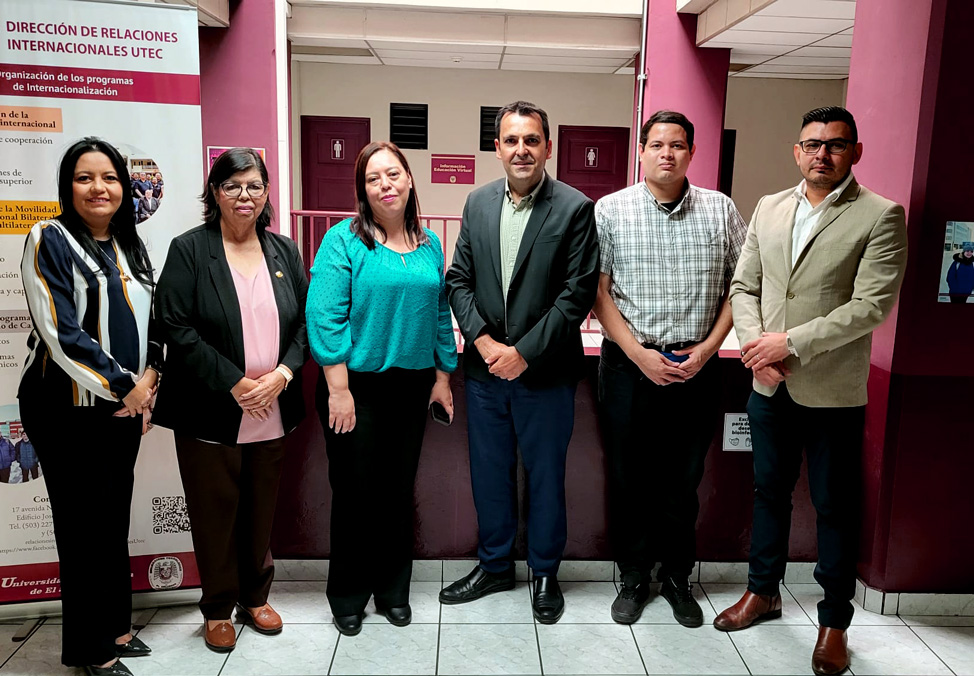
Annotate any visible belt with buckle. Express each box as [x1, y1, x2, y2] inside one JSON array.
[[641, 340, 694, 353]]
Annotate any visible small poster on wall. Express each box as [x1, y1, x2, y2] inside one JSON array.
[[431, 154, 475, 185], [207, 146, 266, 172], [938, 221, 974, 304]]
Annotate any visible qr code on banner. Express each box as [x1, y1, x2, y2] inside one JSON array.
[[151, 496, 192, 535]]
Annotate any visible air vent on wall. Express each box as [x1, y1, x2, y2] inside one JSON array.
[[480, 106, 501, 152], [390, 103, 428, 150]]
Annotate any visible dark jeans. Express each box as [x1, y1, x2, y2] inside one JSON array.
[[20, 395, 142, 667], [598, 340, 719, 584], [465, 375, 577, 576], [317, 367, 434, 616], [175, 434, 287, 620], [746, 386, 864, 630]]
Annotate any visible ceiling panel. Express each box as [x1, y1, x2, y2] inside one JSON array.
[[382, 58, 498, 69], [367, 39, 504, 53], [770, 55, 851, 67], [288, 36, 371, 49], [789, 45, 852, 57], [290, 54, 383, 65], [747, 63, 850, 74], [504, 45, 637, 58], [502, 54, 631, 67], [373, 48, 500, 62], [501, 62, 619, 73], [735, 16, 853, 34], [733, 71, 850, 79], [717, 29, 830, 46], [756, 0, 857, 20], [814, 31, 855, 47]]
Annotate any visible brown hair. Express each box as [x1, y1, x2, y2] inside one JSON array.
[[351, 141, 426, 250]]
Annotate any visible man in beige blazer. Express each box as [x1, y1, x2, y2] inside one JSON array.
[[714, 107, 907, 676]]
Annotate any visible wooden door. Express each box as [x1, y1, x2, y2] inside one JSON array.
[[556, 125, 631, 202], [300, 116, 371, 211]]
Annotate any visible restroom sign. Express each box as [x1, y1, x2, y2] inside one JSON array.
[[585, 147, 598, 168], [723, 413, 752, 451], [331, 139, 344, 160]]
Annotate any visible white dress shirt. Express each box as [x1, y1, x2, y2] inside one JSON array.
[[791, 171, 854, 266]]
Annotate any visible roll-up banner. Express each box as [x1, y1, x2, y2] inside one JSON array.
[[0, 0, 202, 604]]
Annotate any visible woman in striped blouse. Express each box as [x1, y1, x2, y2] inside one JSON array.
[[19, 137, 161, 676]]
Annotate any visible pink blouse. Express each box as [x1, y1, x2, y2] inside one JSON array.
[[231, 260, 284, 443]]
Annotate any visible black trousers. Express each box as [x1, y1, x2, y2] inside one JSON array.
[[746, 386, 864, 629], [175, 435, 287, 620], [20, 394, 142, 667], [316, 367, 434, 616], [598, 340, 719, 584]]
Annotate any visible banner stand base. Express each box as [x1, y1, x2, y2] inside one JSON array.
[[0, 587, 202, 623]]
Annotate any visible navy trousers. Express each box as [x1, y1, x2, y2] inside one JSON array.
[[746, 386, 864, 630], [465, 376, 576, 576]]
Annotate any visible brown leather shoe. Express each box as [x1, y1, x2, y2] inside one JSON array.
[[812, 626, 849, 675], [713, 590, 782, 631], [238, 603, 283, 635], [203, 621, 236, 653]]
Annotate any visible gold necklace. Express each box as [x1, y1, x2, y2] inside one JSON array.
[[104, 239, 131, 282]]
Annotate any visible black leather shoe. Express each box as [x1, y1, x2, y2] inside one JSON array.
[[376, 604, 411, 627], [611, 581, 650, 624], [439, 565, 515, 605], [333, 613, 364, 636], [532, 575, 564, 624], [84, 660, 133, 676], [660, 576, 703, 627], [114, 635, 151, 658]]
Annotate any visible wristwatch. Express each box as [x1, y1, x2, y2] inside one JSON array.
[[275, 365, 294, 390], [785, 333, 799, 358]]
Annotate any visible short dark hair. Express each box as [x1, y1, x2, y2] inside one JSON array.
[[494, 101, 550, 143], [202, 148, 274, 232], [639, 110, 695, 148], [351, 141, 427, 251], [56, 136, 153, 286], [801, 106, 858, 144]]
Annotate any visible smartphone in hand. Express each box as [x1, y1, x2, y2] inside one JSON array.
[[429, 401, 452, 426]]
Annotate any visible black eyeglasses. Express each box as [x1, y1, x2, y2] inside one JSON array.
[[220, 181, 267, 198], [798, 138, 855, 155]]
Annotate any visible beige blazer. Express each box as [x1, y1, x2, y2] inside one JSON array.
[[729, 178, 907, 407]]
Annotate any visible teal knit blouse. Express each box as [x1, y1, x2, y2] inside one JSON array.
[[306, 219, 458, 374]]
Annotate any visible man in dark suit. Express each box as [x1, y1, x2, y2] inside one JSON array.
[[441, 101, 599, 623]]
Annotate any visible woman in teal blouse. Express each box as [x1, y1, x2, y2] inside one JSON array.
[[306, 141, 457, 636]]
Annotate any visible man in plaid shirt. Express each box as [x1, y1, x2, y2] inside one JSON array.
[[593, 110, 747, 627]]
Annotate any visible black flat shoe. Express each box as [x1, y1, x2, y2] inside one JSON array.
[[84, 660, 133, 676], [532, 575, 564, 624], [333, 613, 364, 636], [376, 604, 411, 627], [114, 635, 151, 657], [439, 565, 515, 604]]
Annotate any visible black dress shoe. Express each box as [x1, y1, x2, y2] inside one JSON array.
[[333, 613, 364, 636], [439, 565, 515, 604], [376, 604, 412, 627], [660, 576, 703, 628], [114, 635, 151, 657], [532, 575, 564, 624], [84, 660, 133, 676]]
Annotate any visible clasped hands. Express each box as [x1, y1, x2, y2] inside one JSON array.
[[475, 334, 527, 381], [632, 341, 715, 386], [115, 369, 159, 435], [740, 332, 792, 386], [232, 369, 289, 421]]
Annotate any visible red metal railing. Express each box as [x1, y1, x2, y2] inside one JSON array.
[[289, 210, 602, 350]]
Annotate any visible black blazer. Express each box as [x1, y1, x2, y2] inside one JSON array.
[[153, 222, 309, 446], [446, 175, 599, 388]]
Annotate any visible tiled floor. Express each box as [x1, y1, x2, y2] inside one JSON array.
[[1, 564, 972, 676]]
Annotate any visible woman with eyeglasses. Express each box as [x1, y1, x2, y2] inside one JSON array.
[[153, 148, 309, 653]]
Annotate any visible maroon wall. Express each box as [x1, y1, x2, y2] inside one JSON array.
[[198, 0, 282, 232], [271, 356, 820, 564], [850, 0, 974, 592]]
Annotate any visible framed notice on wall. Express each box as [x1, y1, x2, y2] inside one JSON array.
[[939, 221, 974, 304]]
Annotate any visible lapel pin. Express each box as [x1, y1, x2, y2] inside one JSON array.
[[275, 271, 284, 278]]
